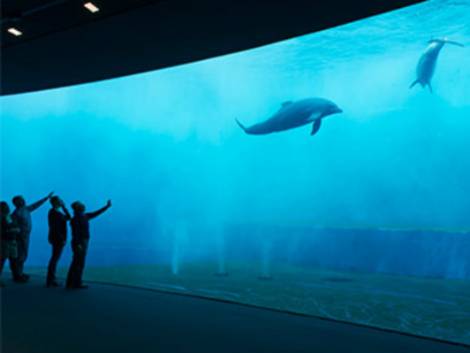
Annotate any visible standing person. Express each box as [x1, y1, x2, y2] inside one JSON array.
[[46, 196, 71, 287], [12, 192, 53, 281], [0, 201, 24, 286], [66, 200, 112, 289]]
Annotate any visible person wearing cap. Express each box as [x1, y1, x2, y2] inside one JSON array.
[[66, 199, 111, 289]]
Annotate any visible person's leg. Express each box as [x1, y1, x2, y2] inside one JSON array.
[[0, 256, 5, 287], [9, 257, 22, 281], [75, 241, 88, 287], [47, 243, 64, 286], [1, 240, 21, 285], [0, 256, 5, 276], [66, 245, 78, 288], [0, 240, 6, 275], [5, 240, 22, 282], [13, 237, 24, 277], [14, 232, 30, 278], [8, 239, 24, 281], [21, 232, 30, 277]]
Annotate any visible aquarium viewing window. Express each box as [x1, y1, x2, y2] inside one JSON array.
[[1, 0, 469, 345]]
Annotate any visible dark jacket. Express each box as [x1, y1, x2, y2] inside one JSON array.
[[48, 208, 71, 244], [1, 215, 20, 241], [71, 206, 109, 244]]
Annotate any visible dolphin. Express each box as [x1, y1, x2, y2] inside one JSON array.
[[236, 98, 342, 136], [410, 38, 464, 93]]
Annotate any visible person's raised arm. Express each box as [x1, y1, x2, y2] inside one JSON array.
[[86, 200, 112, 220], [27, 192, 54, 212]]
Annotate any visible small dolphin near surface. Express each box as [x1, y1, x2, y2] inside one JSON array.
[[236, 98, 342, 136], [410, 38, 464, 93]]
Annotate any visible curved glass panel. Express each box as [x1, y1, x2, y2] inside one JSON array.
[[1, 0, 469, 344]]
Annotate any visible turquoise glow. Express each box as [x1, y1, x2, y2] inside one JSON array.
[[1, 0, 470, 342]]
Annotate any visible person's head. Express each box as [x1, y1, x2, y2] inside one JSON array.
[[71, 201, 85, 214], [0, 201, 10, 217], [12, 195, 26, 208], [50, 196, 61, 208]]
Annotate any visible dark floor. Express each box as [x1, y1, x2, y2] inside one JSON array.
[[1, 277, 469, 353]]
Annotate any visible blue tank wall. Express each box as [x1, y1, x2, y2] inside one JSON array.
[[1, 0, 470, 279], [268, 227, 470, 279]]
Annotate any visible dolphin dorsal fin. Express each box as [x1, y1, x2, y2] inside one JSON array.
[[281, 101, 293, 108]]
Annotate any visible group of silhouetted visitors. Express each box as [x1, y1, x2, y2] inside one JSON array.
[[0, 192, 111, 289]]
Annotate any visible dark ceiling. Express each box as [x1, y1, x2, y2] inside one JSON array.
[[1, 0, 424, 96]]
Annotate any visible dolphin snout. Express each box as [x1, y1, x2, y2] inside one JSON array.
[[332, 106, 343, 114]]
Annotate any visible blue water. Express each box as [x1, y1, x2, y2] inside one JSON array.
[[1, 0, 470, 279]]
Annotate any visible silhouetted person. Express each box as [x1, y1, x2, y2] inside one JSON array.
[[12, 192, 53, 281], [46, 196, 71, 287], [66, 200, 112, 289], [0, 201, 24, 286]]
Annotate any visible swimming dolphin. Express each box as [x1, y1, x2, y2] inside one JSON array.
[[410, 38, 464, 93], [236, 98, 342, 136]]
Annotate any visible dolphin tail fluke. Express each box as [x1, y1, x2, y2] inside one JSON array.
[[409, 79, 419, 89], [445, 40, 464, 47], [235, 119, 248, 133], [429, 38, 464, 47]]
